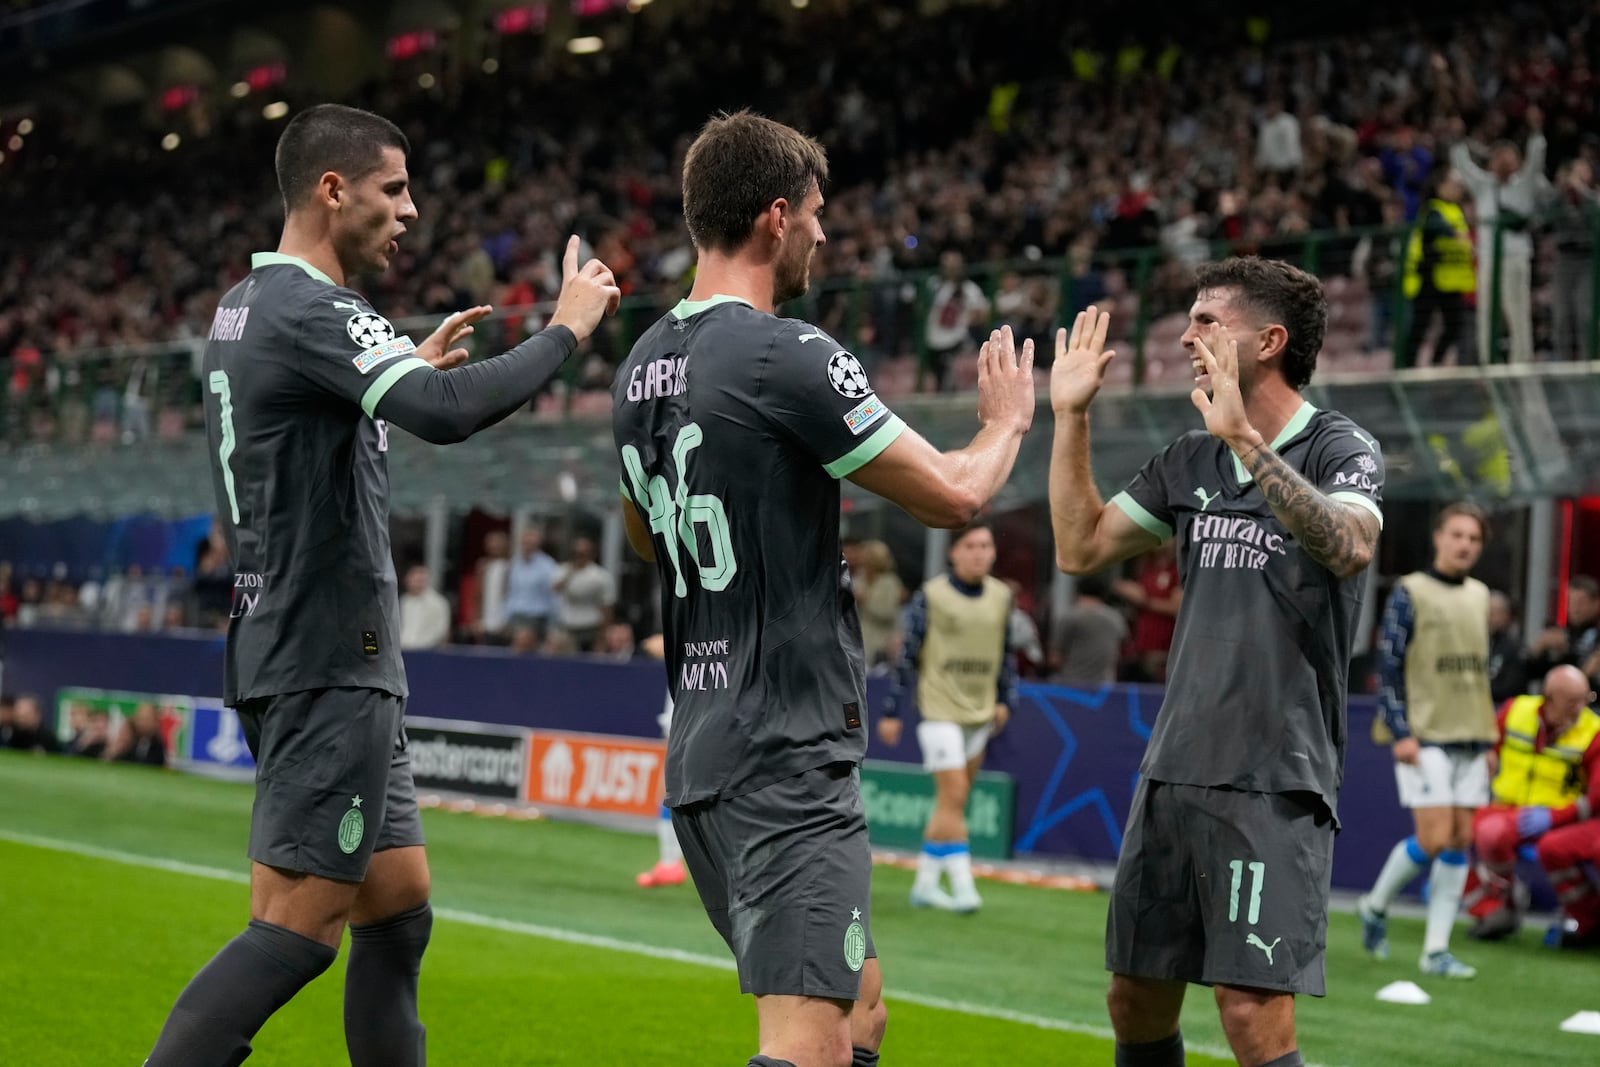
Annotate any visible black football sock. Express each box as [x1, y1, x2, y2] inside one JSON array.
[[1114, 1030, 1185, 1067], [145, 920, 337, 1067], [852, 1046, 881, 1066], [747, 1058, 799, 1067], [1253, 1052, 1305, 1067], [344, 901, 433, 1067]]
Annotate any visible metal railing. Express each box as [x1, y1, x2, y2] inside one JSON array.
[[4, 212, 1596, 448]]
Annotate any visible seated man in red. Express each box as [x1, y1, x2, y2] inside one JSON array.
[[1469, 665, 1600, 943]]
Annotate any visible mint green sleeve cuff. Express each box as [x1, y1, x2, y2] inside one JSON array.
[[1330, 491, 1384, 528], [824, 416, 906, 479], [1109, 491, 1174, 541], [360, 358, 432, 419]]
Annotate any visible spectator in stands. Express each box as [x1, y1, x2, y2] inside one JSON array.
[[67, 707, 111, 759], [1526, 575, 1600, 690], [1113, 542, 1181, 683], [504, 528, 558, 641], [1353, 196, 1407, 353], [192, 522, 234, 630], [1547, 158, 1599, 360], [594, 622, 639, 661], [1402, 167, 1475, 365], [1049, 573, 1129, 687], [398, 564, 452, 650], [112, 702, 166, 766], [474, 530, 512, 643], [1005, 578, 1046, 677], [922, 251, 989, 391], [0, 692, 16, 747], [1467, 665, 1599, 943], [507, 625, 540, 656], [5, 693, 60, 754], [1255, 96, 1304, 181], [1378, 126, 1434, 221], [0, 561, 16, 621], [854, 540, 905, 669], [1449, 106, 1548, 363], [552, 536, 615, 653], [1487, 589, 1529, 704]]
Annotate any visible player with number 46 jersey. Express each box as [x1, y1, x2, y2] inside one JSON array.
[[613, 110, 1035, 1067]]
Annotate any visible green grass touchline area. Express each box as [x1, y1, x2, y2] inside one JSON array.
[[3, 752, 1598, 1065]]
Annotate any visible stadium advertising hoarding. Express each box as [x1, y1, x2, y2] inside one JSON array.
[[524, 729, 665, 818], [54, 686, 191, 767], [405, 717, 526, 801], [860, 759, 1015, 859]]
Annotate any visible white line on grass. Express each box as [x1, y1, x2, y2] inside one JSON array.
[[0, 828, 1328, 1066]]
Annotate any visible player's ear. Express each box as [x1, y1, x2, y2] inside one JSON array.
[[764, 198, 789, 242], [318, 170, 343, 211], [1258, 323, 1288, 361]]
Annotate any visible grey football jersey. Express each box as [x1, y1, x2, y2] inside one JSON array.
[[202, 252, 429, 704], [613, 295, 906, 805], [1110, 403, 1385, 823]]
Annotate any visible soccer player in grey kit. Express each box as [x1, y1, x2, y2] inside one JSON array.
[[613, 110, 1036, 1067], [144, 104, 619, 1067], [1049, 258, 1384, 1067]]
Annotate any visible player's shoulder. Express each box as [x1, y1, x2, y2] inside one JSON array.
[[1155, 429, 1215, 465], [1307, 407, 1382, 454]]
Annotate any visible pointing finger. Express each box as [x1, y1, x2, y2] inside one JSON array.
[[562, 235, 580, 280]]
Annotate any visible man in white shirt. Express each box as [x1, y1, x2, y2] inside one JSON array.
[[552, 537, 616, 652], [923, 250, 989, 391], [1449, 107, 1548, 363], [1255, 97, 1303, 178], [399, 565, 451, 650]]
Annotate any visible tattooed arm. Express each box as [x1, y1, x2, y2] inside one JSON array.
[[1239, 443, 1380, 579]]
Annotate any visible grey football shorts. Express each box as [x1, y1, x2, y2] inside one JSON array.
[[1105, 779, 1334, 996], [237, 686, 424, 882], [673, 761, 877, 1000]]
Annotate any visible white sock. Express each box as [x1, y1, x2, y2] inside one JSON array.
[[1368, 836, 1427, 911], [657, 812, 681, 866], [1424, 853, 1470, 955], [914, 848, 944, 894], [946, 846, 978, 899]]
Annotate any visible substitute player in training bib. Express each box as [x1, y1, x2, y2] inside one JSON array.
[[614, 110, 1035, 1067], [145, 104, 618, 1067], [1357, 503, 1494, 977], [1049, 258, 1383, 1067], [878, 521, 1018, 913]]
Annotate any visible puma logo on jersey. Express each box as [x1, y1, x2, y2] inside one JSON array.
[[1351, 430, 1378, 453], [797, 330, 827, 344], [331, 299, 364, 313], [1246, 933, 1281, 965], [1193, 486, 1221, 511]]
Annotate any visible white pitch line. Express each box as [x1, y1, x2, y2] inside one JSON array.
[[0, 828, 1331, 1066]]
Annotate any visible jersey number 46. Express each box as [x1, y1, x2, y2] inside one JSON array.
[[621, 421, 737, 598]]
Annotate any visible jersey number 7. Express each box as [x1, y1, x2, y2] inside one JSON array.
[[209, 371, 241, 524], [621, 421, 737, 597]]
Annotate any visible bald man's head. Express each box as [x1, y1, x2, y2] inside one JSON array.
[[1541, 665, 1596, 734]]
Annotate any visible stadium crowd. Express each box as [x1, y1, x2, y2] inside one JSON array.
[[3, 0, 1600, 444]]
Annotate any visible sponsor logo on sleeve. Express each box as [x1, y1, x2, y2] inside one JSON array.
[[352, 335, 417, 374], [843, 395, 890, 435], [827, 350, 873, 398], [346, 311, 397, 348], [1331, 453, 1380, 493]]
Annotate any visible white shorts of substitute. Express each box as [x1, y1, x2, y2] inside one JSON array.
[[1395, 745, 1490, 809], [917, 720, 994, 773]]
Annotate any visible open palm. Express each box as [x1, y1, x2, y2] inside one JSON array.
[[1050, 306, 1116, 415]]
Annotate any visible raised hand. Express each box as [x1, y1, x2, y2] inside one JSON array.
[[1050, 307, 1116, 415], [417, 305, 492, 370], [976, 324, 1035, 435], [548, 234, 623, 344], [1189, 328, 1255, 446]]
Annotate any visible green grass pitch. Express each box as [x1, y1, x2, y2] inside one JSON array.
[[2, 751, 1597, 1065]]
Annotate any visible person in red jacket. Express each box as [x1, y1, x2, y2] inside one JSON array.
[[1468, 666, 1600, 944]]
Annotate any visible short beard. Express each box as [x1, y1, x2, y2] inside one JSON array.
[[772, 243, 812, 306]]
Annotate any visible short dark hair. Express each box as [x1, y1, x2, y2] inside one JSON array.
[[274, 104, 410, 212], [1571, 575, 1600, 600], [681, 110, 828, 253], [1434, 501, 1488, 540], [1192, 256, 1327, 390], [950, 521, 993, 547]]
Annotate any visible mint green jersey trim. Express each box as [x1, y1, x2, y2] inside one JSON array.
[[619, 478, 633, 503], [251, 251, 336, 287], [360, 358, 431, 419], [671, 294, 754, 318], [1109, 492, 1174, 542], [1231, 400, 1320, 484], [824, 416, 906, 479], [1330, 491, 1384, 528]]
